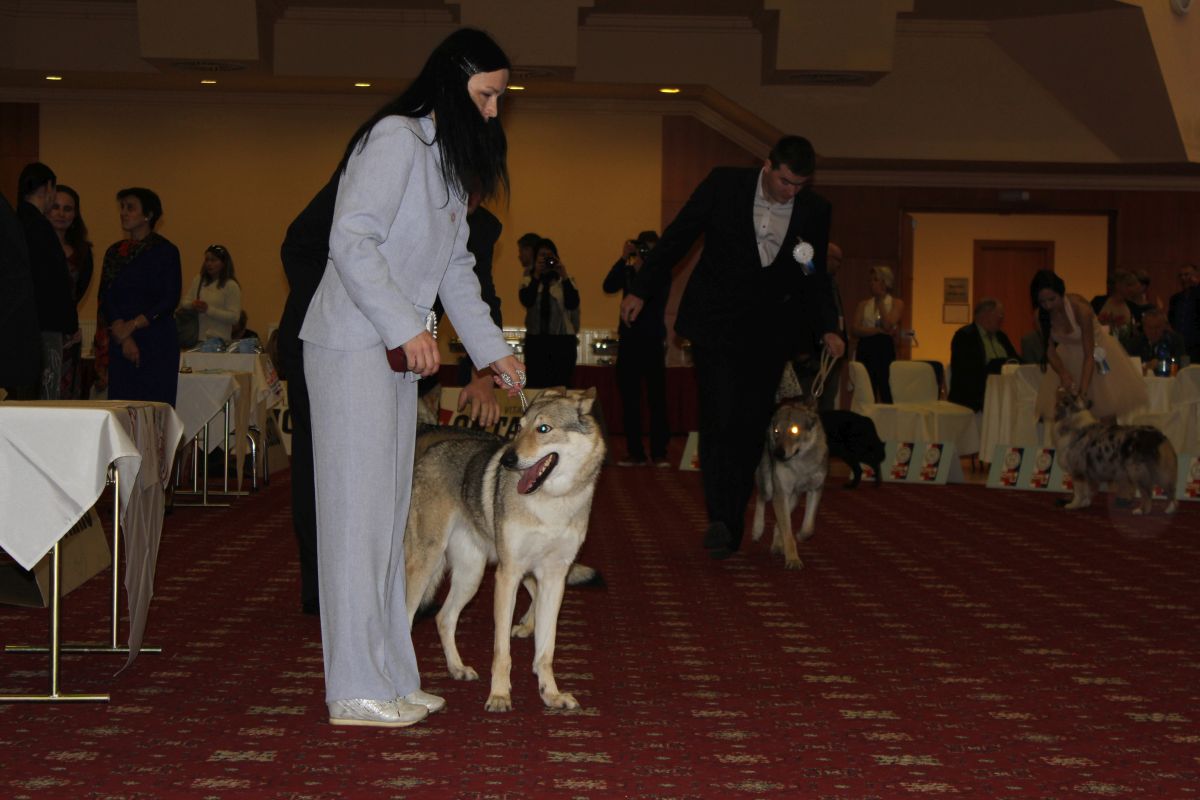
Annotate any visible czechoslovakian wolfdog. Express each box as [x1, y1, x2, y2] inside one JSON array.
[[1054, 391, 1178, 515], [751, 397, 829, 569], [405, 388, 605, 712]]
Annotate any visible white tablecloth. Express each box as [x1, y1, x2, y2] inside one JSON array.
[[980, 363, 1200, 459], [179, 352, 283, 430], [0, 400, 184, 660], [175, 371, 243, 445], [176, 370, 253, 489]]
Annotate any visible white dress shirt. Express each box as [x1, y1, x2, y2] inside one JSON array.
[[752, 170, 794, 267]]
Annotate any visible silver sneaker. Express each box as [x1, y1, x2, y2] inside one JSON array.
[[327, 697, 428, 728], [402, 689, 446, 713]]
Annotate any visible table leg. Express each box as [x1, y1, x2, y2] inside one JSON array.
[[5, 467, 161, 659]]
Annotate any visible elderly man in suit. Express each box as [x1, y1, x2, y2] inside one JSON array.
[[948, 298, 1018, 412], [620, 135, 844, 559]]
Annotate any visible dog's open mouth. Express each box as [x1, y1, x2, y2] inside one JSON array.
[[517, 452, 558, 495]]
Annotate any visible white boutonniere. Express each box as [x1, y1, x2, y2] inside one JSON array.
[[792, 238, 815, 275]]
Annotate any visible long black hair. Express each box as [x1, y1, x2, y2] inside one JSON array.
[[337, 28, 510, 204], [1029, 269, 1066, 372], [55, 184, 90, 254]]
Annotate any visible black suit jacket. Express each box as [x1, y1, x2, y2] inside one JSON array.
[[947, 324, 1018, 411], [631, 167, 836, 354], [17, 200, 77, 335], [0, 193, 43, 388]]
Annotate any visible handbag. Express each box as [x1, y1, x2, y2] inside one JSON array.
[[175, 283, 202, 348], [385, 310, 438, 373], [175, 307, 199, 348]]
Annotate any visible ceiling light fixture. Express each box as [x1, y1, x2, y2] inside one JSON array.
[[354, 82, 371, 88], [200, 79, 217, 85], [658, 87, 681, 94], [45, 75, 63, 81], [507, 85, 525, 91]]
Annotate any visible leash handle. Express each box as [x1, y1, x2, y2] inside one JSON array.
[[809, 345, 839, 399]]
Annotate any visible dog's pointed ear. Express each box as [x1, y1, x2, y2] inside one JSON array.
[[575, 386, 597, 416]]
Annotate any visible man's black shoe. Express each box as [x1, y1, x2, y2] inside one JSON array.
[[709, 545, 735, 560], [703, 521, 732, 551]]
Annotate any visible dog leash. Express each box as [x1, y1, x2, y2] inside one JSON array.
[[809, 346, 839, 399], [500, 369, 529, 412]]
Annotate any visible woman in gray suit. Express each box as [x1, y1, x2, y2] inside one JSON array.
[[299, 29, 525, 728]]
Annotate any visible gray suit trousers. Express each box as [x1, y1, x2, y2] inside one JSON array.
[[304, 342, 420, 702]]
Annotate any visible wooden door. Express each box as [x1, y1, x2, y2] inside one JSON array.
[[972, 240, 1055, 346]]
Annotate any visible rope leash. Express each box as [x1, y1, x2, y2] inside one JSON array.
[[809, 345, 839, 399]]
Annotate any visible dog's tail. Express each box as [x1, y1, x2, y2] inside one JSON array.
[[566, 562, 605, 588], [1158, 439, 1179, 514]]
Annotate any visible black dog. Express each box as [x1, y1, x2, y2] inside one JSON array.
[[819, 410, 885, 488]]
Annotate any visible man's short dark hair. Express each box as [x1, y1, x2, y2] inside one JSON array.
[[17, 162, 56, 200], [116, 187, 163, 229], [518, 233, 541, 250], [973, 298, 1000, 317], [768, 136, 816, 177]]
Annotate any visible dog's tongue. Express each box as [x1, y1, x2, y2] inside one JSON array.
[[518, 453, 557, 495]]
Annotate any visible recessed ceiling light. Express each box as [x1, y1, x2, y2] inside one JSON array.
[[658, 87, 681, 94], [507, 85, 525, 91], [45, 75, 63, 81], [200, 79, 217, 85], [354, 82, 371, 88]]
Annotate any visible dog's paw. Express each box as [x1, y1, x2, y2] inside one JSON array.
[[784, 557, 804, 570], [449, 664, 480, 681], [1132, 507, 1145, 516], [485, 694, 513, 713], [797, 528, 816, 542], [511, 622, 534, 639], [542, 691, 580, 710]]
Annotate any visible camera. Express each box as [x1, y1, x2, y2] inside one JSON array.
[[540, 254, 561, 281], [636, 241, 651, 256]]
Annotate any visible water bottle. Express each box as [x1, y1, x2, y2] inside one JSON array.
[[1154, 341, 1172, 377]]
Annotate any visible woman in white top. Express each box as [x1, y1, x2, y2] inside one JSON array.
[[180, 244, 241, 342], [1031, 269, 1146, 421], [852, 265, 905, 403]]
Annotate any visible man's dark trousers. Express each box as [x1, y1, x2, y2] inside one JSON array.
[[692, 342, 786, 550]]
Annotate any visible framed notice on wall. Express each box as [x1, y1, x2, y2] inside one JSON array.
[[943, 304, 970, 324], [944, 277, 969, 304]]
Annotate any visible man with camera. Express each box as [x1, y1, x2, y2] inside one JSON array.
[[519, 238, 580, 387], [603, 230, 670, 466]]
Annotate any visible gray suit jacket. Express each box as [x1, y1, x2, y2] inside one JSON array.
[[300, 115, 510, 376]]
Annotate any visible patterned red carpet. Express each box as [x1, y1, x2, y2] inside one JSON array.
[[2, 446, 1198, 799]]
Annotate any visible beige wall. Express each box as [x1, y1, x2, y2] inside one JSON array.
[[909, 212, 1110, 366], [449, 106, 663, 350], [40, 95, 372, 337], [40, 95, 661, 359]]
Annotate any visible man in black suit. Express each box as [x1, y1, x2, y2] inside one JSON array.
[[0, 192, 43, 399], [620, 136, 844, 559], [15, 162, 77, 399], [1167, 264, 1199, 363], [947, 298, 1018, 412]]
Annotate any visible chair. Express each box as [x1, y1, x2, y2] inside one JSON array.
[[888, 361, 980, 457], [846, 361, 927, 445]]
